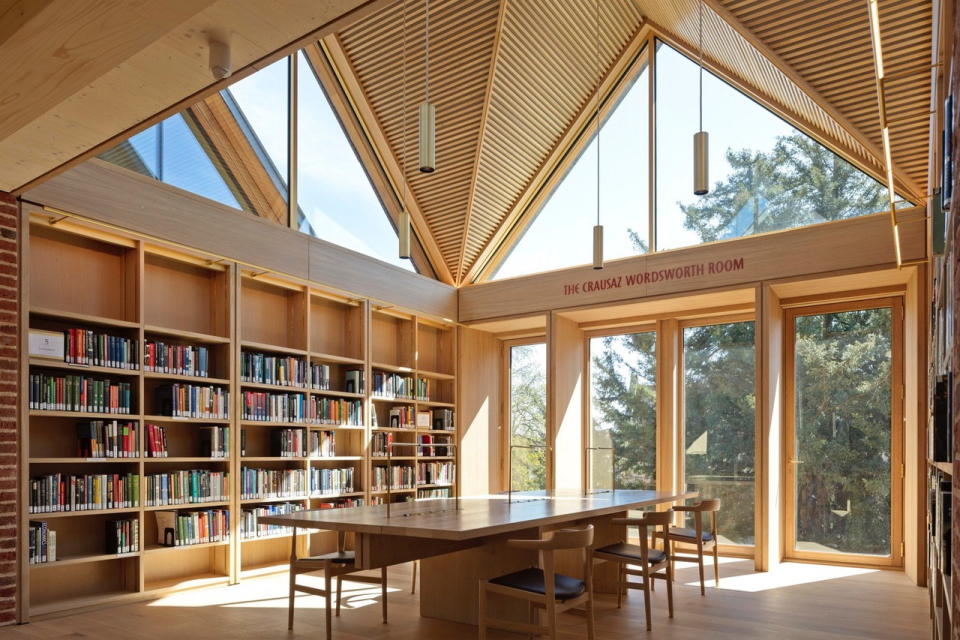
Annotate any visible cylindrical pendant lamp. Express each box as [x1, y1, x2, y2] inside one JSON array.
[[418, 101, 435, 173], [694, 131, 709, 195]]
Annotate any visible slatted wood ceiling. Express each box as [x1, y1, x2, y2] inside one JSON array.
[[334, 0, 931, 284]]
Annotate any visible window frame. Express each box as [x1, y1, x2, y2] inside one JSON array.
[[501, 336, 551, 493]]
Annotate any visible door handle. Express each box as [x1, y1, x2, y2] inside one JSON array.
[[789, 459, 804, 464]]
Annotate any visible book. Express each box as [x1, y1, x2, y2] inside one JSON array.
[[199, 425, 229, 458], [76, 420, 137, 458], [241, 351, 306, 387], [157, 383, 229, 419], [270, 428, 306, 457], [106, 518, 139, 554], [345, 369, 364, 394], [144, 341, 209, 377]]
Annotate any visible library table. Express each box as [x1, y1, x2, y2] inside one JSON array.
[[260, 489, 695, 625]]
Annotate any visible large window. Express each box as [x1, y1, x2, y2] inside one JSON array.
[[508, 342, 548, 491], [589, 331, 657, 491], [788, 303, 897, 559], [682, 321, 756, 545], [655, 42, 890, 251], [494, 57, 650, 280]]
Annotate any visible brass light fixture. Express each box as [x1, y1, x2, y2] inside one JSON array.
[[592, 0, 604, 270], [399, 0, 412, 259], [693, 0, 709, 196], [418, 0, 436, 173]]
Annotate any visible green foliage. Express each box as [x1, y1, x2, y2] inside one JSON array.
[[509, 344, 547, 491], [679, 133, 887, 243], [794, 309, 892, 555]]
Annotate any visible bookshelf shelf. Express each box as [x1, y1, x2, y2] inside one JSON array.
[[143, 415, 230, 424], [30, 307, 140, 330], [34, 507, 141, 519], [417, 400, 456, 408], [929, 460, 953, 475], [143, 371, 231, 385], [417, 483, 454, 489], [144, 324, 231, 344], [142, 501, 230, 511], [28, 358, 140, 377], [22, 220, 458, 619], [240, 496, 309, 505], [29, 551, 141, 569]]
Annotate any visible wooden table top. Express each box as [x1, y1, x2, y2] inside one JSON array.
[[258, 490, 696, 541]]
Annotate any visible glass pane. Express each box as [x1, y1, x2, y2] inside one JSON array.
[[509, 343, 547, 491], [589, 332, 656, 491], [683, 322, 755, 545], [655, 41, 890, 252], [222, 57, 290, 200], [793, 307, 892, 556], [296, 52, 413, 271], [493, 59, 649, 280], [99, 113, 242, 210]]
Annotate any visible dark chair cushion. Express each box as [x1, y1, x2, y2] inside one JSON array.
[[489, 568, 586, 601], [668, 527, 714, 542], [302, 550, 356, 563], [595, 542, 667, 565]]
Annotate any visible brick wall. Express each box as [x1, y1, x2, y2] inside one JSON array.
[[0, 192, 17, 625], [951, 3, 960, 637]]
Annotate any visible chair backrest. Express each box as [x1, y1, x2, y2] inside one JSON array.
[[694, 499, 721, 512], [507, 524, 594, 551]]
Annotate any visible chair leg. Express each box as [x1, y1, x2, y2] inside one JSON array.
[[411, 560, 418, 594], [546, 599, 558, 640], [287, 567, 296, 630], [335, 575, 343, 616], [666, 571, 674, 619], [713, 545, 720, 587], [381, 567, 388, 624], [324, 572, 333, 640], [585, 593, 595, 640], [697, 546, 706, 596], [642, 577, 652, 631], [528, 601, 536, 640], [477, 581, 487, 640], [616, 563, 624, 609]]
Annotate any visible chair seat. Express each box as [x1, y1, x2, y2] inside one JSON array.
[[489, 567, 586, 601], [300, 550, 356, 564], [668, 527, 714, 542], [595, 542, 667, 565]]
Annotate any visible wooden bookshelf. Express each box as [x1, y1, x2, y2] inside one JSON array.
[[20, 221, 458, 619]]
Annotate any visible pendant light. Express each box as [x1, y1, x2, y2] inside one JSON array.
[[592, 0, 603, 270], [418, 0, 436, 173], [399, 0, 412, 259], [693, 0, 709, 195]]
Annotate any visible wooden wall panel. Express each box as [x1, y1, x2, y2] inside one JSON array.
[[549, 313, 583, 492], [758, 284, 783, 571], [459, 209, 926, 322], [458, 326, 501, 495]]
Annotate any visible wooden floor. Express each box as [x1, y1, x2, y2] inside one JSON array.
[[1, 559, 928, 639]]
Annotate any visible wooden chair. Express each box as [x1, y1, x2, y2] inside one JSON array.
[[478, 524, 595, 640], [592, 510, 674, 631], [287, 529, 388, 640], [653, 498, 721, 595]]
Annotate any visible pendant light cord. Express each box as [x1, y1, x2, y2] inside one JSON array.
[[424, 0, 430, 102], [402, 0, 408, 207], [698, 0, 703, 133], [595, 0, 601, 227]]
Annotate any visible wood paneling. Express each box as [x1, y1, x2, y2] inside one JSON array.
[[458, 209, 926, 322], [548, 313, 584, 492], [21, 159, 457, 320], [2, 0, 393, 193], [458, 327, 502, 495]]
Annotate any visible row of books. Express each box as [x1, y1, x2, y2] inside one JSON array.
[[930, 469, 952, 577], [145, 424, 229, 458], [29, 472, 139, 513], [143, 470, 229, 506], [76, 420, 137, 458], [311, 467, 356, 496], [240, 467, 307, 500], [64, 328, 138, 370], [371, 431, 398, 457], [240, 502, 303, 539], [29, 373, 133, 414], [386, 406, 415, 429], [432, 408, 455, 431], [106, 518, 139, 554], [144, 341, 210, 378], [155, 509, 229, 546], [267, 429, 338, 458], [418, 434, 453, 457], [372, 372, 419, 400], [241, 392, 363, 426], [930, 373, 954, 462], [157, 384, 229, 419], [241, 352, 307, 388], [27, 521, 56, 564], [372, 465, 414, 491], [312, 430, 336, 457], [417, 461, 454, 486], [417, 487, 452, 499]]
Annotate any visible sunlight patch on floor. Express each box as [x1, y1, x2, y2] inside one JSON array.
[[683, 561, 877, 593]]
